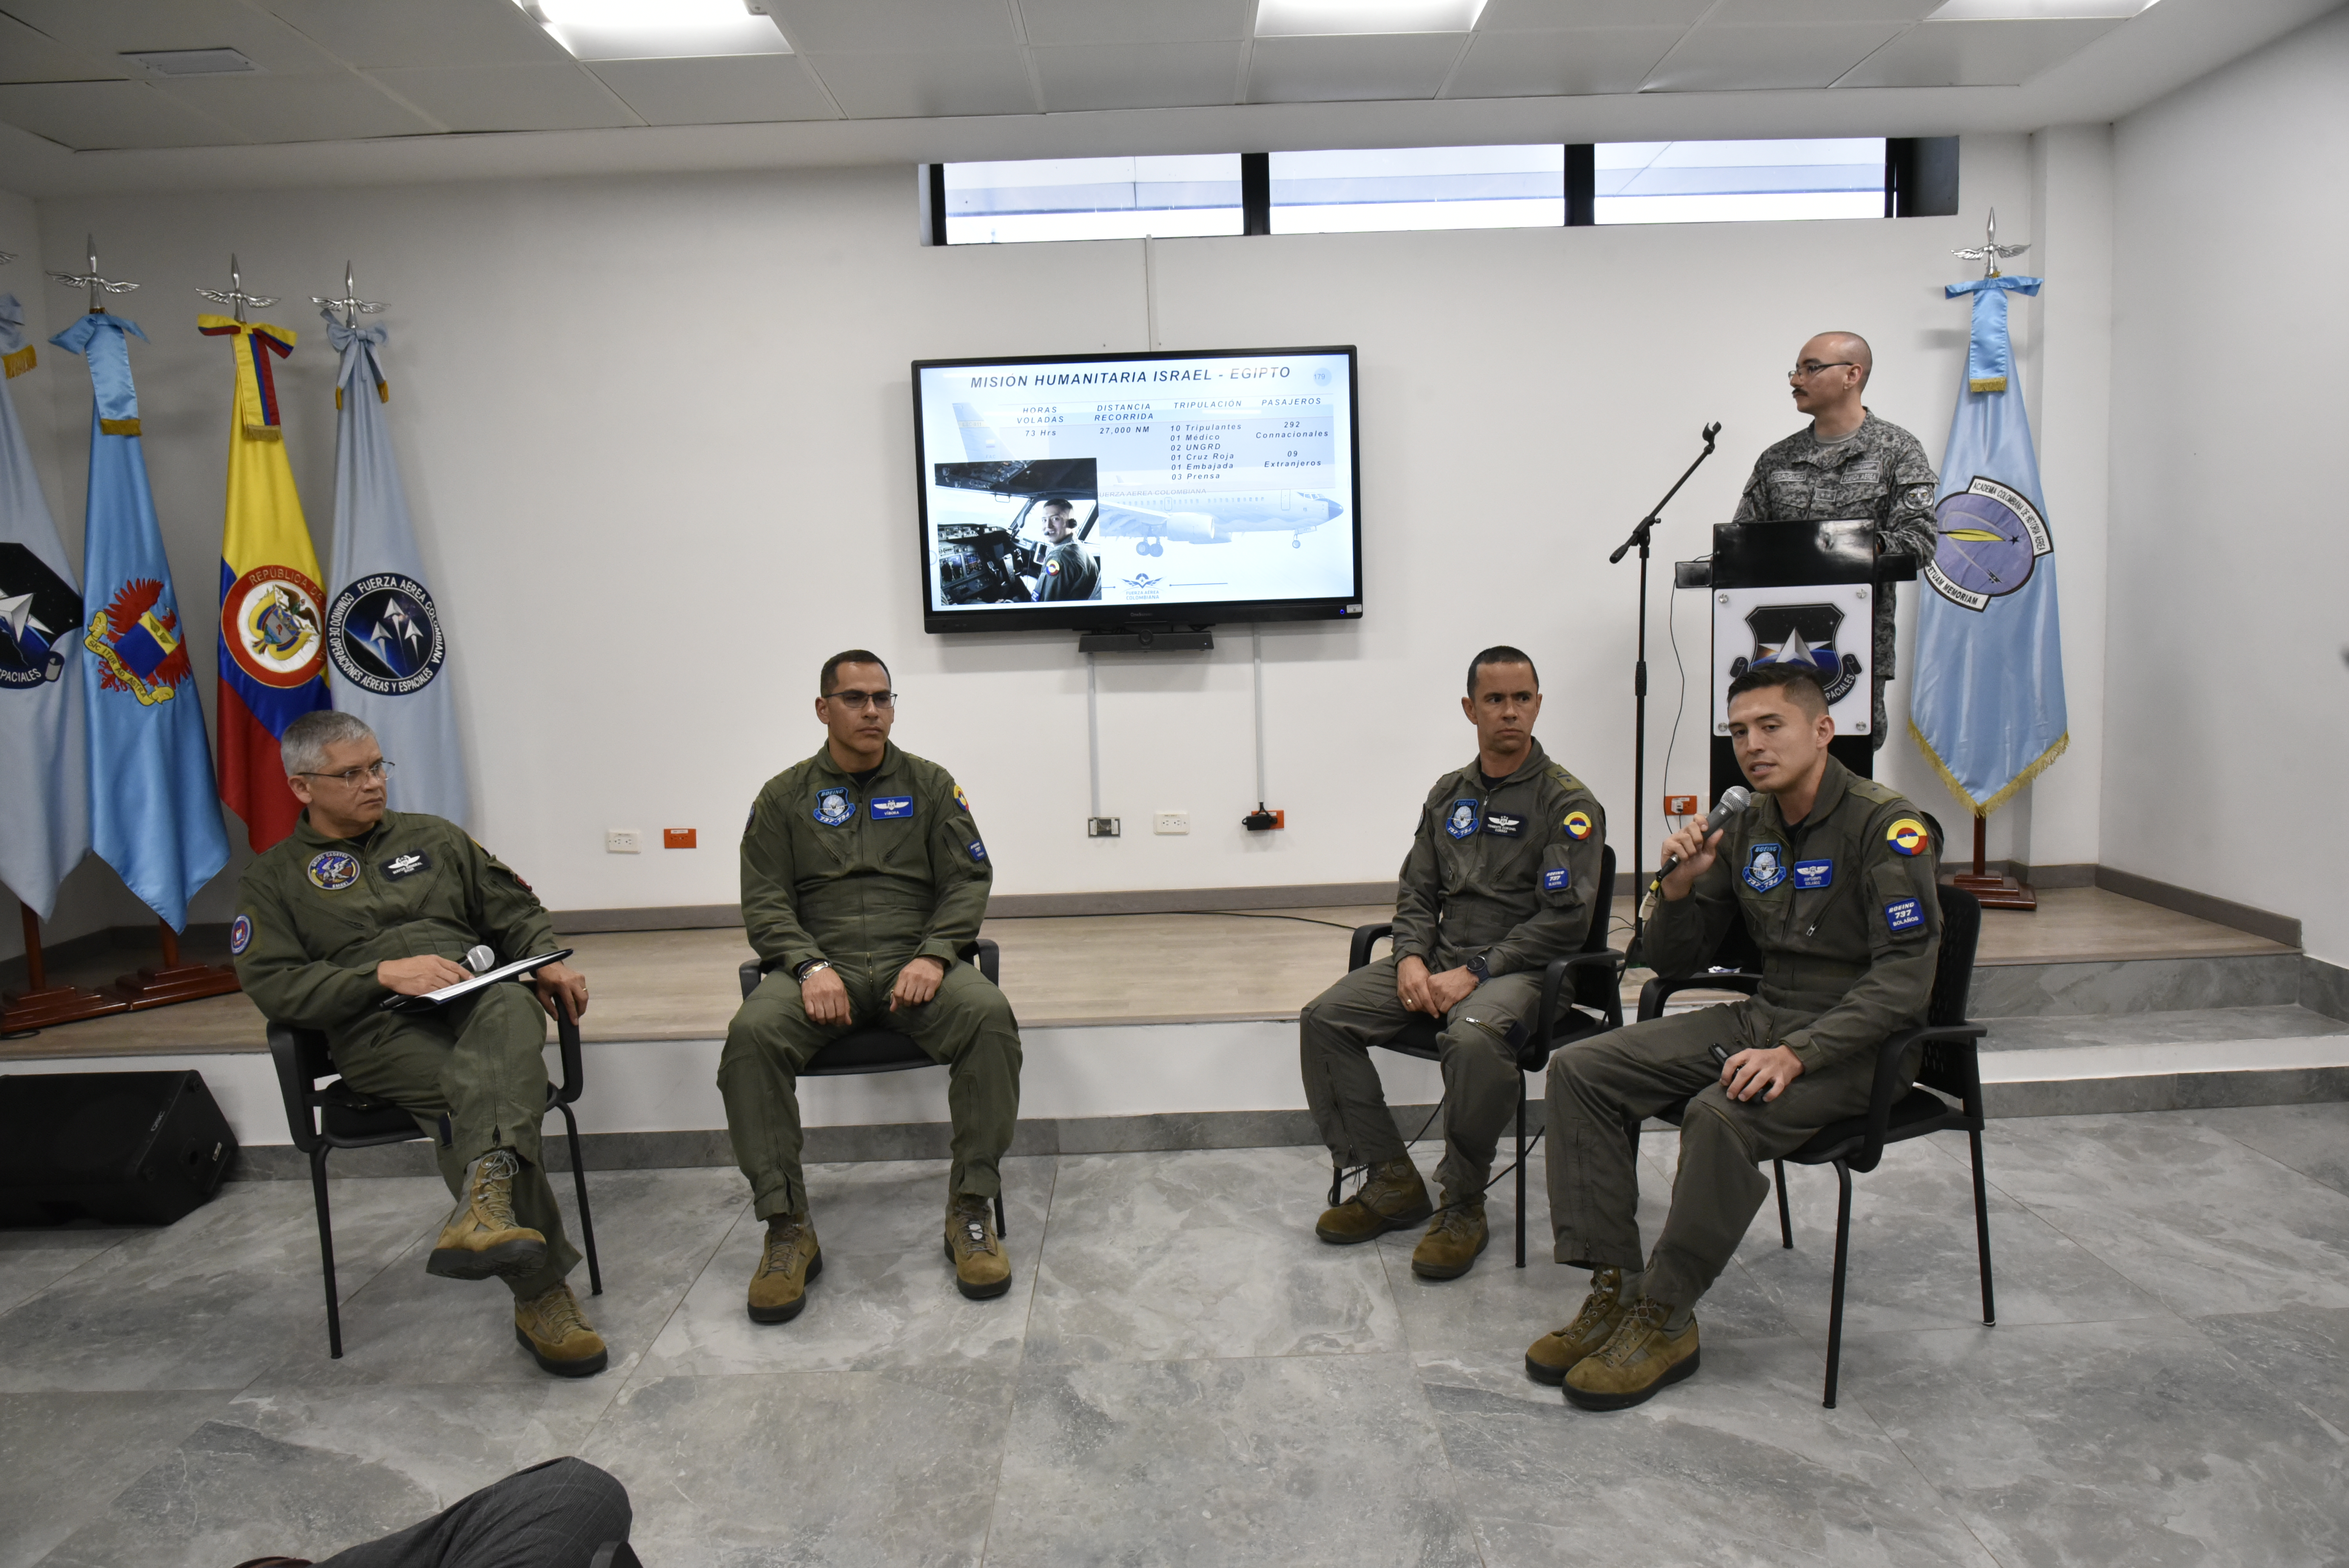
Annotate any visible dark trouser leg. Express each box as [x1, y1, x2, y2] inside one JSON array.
[[315, 1456, 631, 1568], [1432, 972, 1543, 1201], [887, 959, 1023, 1201], [715, 968, 845, 1222], [1299, 957, 1417, 1169]]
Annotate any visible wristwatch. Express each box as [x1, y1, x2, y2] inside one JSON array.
[[795, 959, 833, 981], [1463, 954, 1490, 984]]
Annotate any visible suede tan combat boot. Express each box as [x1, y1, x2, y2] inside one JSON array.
[[944, 1194, 1013, 1300], [1315, 1157, 1433, 1244], [1410, 1200, 1488, 1280], [512, 1280, 608, 1377], [747, 1213, 822, 1324], [1563, 1297, 1700, 1411], [1525, 1267, 1630, 1385], [427, 1149, 549, 1280]]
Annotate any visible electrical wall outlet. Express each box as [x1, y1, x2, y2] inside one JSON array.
[[1087, 816, 1121, 837], [606, 829, 641, 853], [1154, 810, 1190, 835]]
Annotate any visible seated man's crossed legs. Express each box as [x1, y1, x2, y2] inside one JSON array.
[[718, 956, 1023, 1324], [1300, 953, 1544, 1280], [1529, 1000, 1882, 1409]]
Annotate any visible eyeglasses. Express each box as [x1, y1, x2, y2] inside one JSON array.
[[825, 690, 896, 711], [296, 759, 395, 786], [1788, 361, 1855, 381]]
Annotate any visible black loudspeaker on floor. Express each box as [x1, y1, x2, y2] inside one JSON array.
[[0, 1070, 239, 1226]]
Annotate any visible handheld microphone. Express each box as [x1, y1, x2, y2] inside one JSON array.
[[464, 945, 495, 975], [1641, 786, 1752, 919]]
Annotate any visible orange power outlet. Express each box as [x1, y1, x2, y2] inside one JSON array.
[[663, 828, 698, 849], [1663, 795, 1699, 817]]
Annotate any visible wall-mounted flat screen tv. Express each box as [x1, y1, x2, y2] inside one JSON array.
[[913, 346, 1362, 633]]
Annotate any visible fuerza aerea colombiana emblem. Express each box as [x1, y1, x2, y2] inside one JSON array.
[[328, 572, 446, 696]]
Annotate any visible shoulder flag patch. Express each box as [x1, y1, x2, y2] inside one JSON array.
[[1886, 817, 1930, 857], [1562, 810, 1593, 841]]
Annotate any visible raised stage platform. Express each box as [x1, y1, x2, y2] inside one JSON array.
[[5, 887, 2342, 1175]]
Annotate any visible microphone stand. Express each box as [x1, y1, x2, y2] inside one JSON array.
[[1609, 421, 1721, 953]]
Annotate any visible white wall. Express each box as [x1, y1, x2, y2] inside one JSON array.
[[11, 137, 2063, 950], [2105, 6, 2349, 964]]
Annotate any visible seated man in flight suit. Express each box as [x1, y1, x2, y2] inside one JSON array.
[[1299, 645, 1607, 1280], [233, 710, 606, 1377], [1530, 661, 1941, 1409], [720, 649, 1022, 1324]]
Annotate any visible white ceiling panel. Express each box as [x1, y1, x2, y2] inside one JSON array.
[[589, 54, 841, 125], [803, 49, 1037, 118], [0, 79, 245, 149], [1477, 0, 1711, 27], [1643, 21, 1907, 90], [0, 12, 124, 84], [255, 0, 572, 71], [1016, 0, 1247, 46], [767, 0, 1023, 54], [1707, 0, 1939, 23], [1032, 42, 1242, 110], [1836, 17, 2123, 86], [368, 63, 640, 132], [1445, 27, 1684, 96], [4, 0, 350, 77], [1246, 34, 1467, 103], [154, 71, 439, 141]]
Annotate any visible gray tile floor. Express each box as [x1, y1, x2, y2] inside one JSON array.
[[7, 1105, 2349, 1567]]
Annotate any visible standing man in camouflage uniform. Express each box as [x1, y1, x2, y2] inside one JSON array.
[[1032, 499, 1100, 602], [1527, 663, 1941, 1410], [233, 710, 607, 1378], [721, 650, 1021, 1324], [1300, 646, 1607, 1280], [1731, 331, 1939, 747]]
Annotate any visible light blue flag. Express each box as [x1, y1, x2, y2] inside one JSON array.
[[0, 294, 90, 919], [1909, 275, 2069, 815], [322, 312, 470, 825], [51, 311, 230, 930]]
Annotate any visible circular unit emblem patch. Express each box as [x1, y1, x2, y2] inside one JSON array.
[[307, 851, 361, 891], [1562, 810, 1593, 841], [328, 573, 447, 697], [1886, 818, 1930, 857], [953, 785, 971, 814], [229, 914, 253, 954], [223, 565, 327, 688]]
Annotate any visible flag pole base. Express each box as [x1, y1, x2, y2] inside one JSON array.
[[110, 919, 242, 1012], [1953, 812, 2038, 911], [4, 903, 133, 1033]]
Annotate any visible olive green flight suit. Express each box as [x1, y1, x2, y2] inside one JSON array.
[[1546, 757, 1941, 1308], [1301, 743, 1607, 1201], [233, 811, 580, 1300], [1035, 537, 1100, 601], [719, 742, 1019, 1221]]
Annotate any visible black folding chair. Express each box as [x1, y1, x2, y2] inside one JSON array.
[[1636, 880, 1991, 1407], [267, 991, 603, 1359], [736, 939, 1008, 1237], [1336, 845, 1624, 1267]]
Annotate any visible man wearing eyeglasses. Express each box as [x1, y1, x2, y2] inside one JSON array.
[[1731, 331, 1939, 748], [231, 709, 606, 1378], [720, 649, 1021, 1324]]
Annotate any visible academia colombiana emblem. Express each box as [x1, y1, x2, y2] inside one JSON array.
[[328, 573, 446, 696], [1925, 476, 2053, 613], [223, 565, 326, 688]]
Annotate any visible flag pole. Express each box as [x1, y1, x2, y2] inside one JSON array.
[[110, 915, 242, 1010], [2, 898, 131, 1032], [1951, 811, 2037, 911]]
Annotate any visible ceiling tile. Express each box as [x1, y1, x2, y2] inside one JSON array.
[[153, 71, 438, 141], [367, 62, 640, 132], [1246, 34, 1467, 103], [1031, 42, 1240, 110], [1836, 17, 2122, 87], [1478, 0, 1709, 27], [1706, 0, 1938, 21], [766, 0, 1022, 54], [1016, 0, 1246, 45], [0, 78, 246, 149], [800, 49, 1036, 117], [0, 12, 124, 84], [1445, 27, 1682, 96], [588, 53, 841, 125], [255, 0, 573, 70], [1642, 21, 1905, 90], [3, 0, 349, 76]]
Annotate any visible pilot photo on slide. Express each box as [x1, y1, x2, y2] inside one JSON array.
[[1029, 497, 1100, 601]]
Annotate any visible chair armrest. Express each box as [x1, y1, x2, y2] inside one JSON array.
[[973, 938, 1000, 985], [739, 957, 764, 1001], [1349, 923, 1393, 973], [1636, 970, 1762, 1023], [550, 993, 586, 1107], [266, 1021, 323, 1154]]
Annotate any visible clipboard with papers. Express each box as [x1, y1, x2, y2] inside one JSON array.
[[376, 948, 576, 1014]]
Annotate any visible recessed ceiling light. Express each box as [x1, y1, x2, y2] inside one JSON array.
[[515, 0, 791, 61], [122, 48, 260, 76], [1925, 0, 2157, 18], [1254, 0, 1488, 38]]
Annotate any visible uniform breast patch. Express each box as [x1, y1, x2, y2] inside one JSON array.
[[870, 796, 914, 821], [1444, 799, 1481, 840], [1886, 818, 1930, 857], [1542, 867, 1570, 892], [1885, 896, 1925, 933], [1483, 811, 1524, 839], [1562, 810, 1593, 841], [380, 850, 431, 879], [968, 839, 987, 862], [812, 788, 856, 827], [1792, 858, 1833, 891], [229, 914, 253, 954], [306, 851, 360, 891], [1743, 843, 1787, 893]]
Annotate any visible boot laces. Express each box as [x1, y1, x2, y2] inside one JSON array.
[[1433, 1203, 1483, 1238], [759, 1219, 806, 1277], [1593, 1298, 1670, 1368], [472, 1149, 522, 1227], [951, 1199, 996, 1255], [524, 1284, 587, 1340], [1552, 1269, 1622, 1340]]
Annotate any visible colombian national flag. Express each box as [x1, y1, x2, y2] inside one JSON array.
[[204, 314, 330, 850]]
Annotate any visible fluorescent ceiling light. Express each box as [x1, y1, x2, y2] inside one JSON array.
[[1254, 0, 1488, 38], [517, 0, 790, 61], [1925, 0, 2157, 18], [122, 48, 259, 76]]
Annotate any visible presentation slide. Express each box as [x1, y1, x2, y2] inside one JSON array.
[[915, 349, 1358, 616]]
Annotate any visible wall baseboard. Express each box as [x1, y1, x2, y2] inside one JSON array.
[[2093, 866, 2301, 948]]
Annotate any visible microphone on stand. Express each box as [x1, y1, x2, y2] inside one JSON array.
[[1640, 786, 1753, 921], [464, 945, 496, 975]]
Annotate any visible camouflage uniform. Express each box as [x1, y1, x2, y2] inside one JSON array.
[[1731, 411, 1938, 747]]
